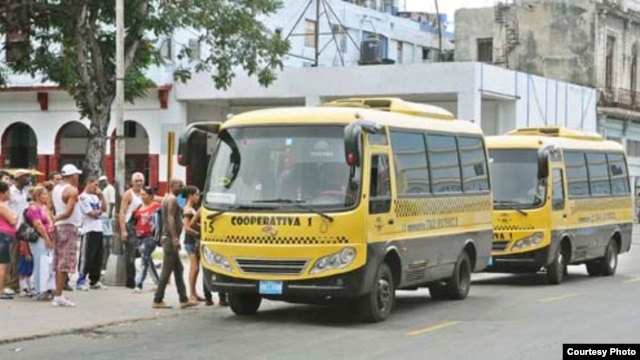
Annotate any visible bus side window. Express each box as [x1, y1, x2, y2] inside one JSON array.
[[370, 154, 392, 214], [552, 168, 565, 211]]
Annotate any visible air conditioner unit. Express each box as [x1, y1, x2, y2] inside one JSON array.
[[359, 37, 383, 65]]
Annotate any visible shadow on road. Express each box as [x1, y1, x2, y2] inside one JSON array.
[[472, 272, 594, 287], [215, 293, 458, 328]]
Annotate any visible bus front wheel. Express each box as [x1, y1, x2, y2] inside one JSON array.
[[229, 294, 262, 316], [359, 263, 395, 323], [546, 245, 567, 285]]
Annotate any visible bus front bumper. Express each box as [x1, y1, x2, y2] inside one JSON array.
[[485, 246, 552, 273], [203, 267, 368, 300]]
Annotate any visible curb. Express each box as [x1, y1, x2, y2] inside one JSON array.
[[0, 310, 189, 346]]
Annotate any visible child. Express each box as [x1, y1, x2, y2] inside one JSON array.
[[18, 240, 34, 297]]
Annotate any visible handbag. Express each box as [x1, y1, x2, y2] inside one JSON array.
[[16, 208, 40, 243]]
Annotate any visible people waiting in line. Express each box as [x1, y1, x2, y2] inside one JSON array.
[[0, 167, 226, 309]]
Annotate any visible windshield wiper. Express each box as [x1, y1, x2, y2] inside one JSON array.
[[253, 199, 334, 222], [493, 201, 528, 216]]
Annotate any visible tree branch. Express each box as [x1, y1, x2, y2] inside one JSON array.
[[124, 0, 149, 71], [87, 3, 107, 94], [74, 1, 96, 117]]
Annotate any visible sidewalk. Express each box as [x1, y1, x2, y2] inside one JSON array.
[[0, 266, 226, 344]]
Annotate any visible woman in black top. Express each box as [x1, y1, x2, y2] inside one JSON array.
[[182, 186, 212, 304]]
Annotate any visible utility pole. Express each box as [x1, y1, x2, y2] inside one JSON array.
[[434, 0, 442, 61], [314, 0, 320, 66], [115, 0, 125, 196], [105, 0, 128, 287]]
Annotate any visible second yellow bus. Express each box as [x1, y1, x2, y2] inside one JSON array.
[[486, 127, 633, 284]]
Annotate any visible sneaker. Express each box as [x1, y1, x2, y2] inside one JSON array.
[[90, 282, 108, 290], [20, 288, 33, 298], [63, 284, 74, 292], [3, 288, 15, 296], [134, 287, 142, 294], [51, 296, 76, 307], [0, 293, 14, 300]]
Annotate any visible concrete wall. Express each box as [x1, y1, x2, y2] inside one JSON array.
[[597, 8, 640, 91], [454, 8, 495, 62], [455, 0, 598, 87], [179, 62, 597, 135], [512, 0, 597, 87]]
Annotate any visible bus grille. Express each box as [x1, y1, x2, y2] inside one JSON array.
[[492, 241, 509, 252], [235, 258, 308, 275]]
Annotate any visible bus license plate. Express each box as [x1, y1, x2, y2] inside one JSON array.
[[259, 281, 283, 295]]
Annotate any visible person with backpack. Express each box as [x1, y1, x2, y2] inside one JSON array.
[[132, 186, 161, 293]]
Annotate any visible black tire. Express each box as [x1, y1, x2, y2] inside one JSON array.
[[359, 263, 395, 323], [446, 252, 472, 300], [586, 261, 603, 277], [600, 239, 619, 277], [229, 294, 262, 316], [546, 244, 567, 285], [428, 282, 448, 300]]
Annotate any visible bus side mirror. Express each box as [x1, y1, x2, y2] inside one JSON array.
[[178, 122, 221, 166], [537, 145, 554, 179], [344, 120, 381, 167]]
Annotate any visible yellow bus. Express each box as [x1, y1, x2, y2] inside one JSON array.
[[486, 127, 633, 284], [178, 98, 493, 322]]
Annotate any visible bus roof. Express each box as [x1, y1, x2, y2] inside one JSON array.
[[487, 126, 624, 152], [222, 101, 482, 136]]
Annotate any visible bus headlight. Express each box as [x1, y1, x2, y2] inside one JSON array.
[[511, 232, 544, 251], [310, 248, 357, 275], [202, 246, 234, 272]]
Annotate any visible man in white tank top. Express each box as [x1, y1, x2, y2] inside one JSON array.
[[118, 172, 162, 288], [51, 164, 83, 307]]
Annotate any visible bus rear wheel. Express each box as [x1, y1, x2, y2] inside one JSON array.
[[445, 252, 472, 300], [229, 294, 262, 316], [586, 239, 618, 277], [359, 263, 395, 323], [601, 239, 619, 276]]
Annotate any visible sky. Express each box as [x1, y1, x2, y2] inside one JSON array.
[[403, 0, 495, 21]]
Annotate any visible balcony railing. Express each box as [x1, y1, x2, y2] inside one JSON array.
[[598, 87, 640, 112]]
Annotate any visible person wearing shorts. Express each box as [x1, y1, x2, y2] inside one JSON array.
[[0, 182, 18, 300], [51, 164, 83, 307]]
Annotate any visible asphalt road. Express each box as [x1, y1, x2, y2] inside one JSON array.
[[3, 229, 640, 360]]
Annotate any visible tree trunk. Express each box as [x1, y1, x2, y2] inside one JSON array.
[[82, 107, 110, 179]]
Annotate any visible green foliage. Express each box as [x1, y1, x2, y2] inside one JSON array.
[[2, 0, 289, 117], [0, 0, 289, 175]]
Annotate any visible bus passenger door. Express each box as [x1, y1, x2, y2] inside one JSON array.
[[367, 154, 396, 241], [551, 168, 568, 248]]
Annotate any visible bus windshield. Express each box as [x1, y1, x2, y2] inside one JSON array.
[[489, 149, 546, 209], [203, 125, 361, 211]]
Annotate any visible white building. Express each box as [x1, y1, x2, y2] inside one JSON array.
[[178, 62, 596, 188], [0, 0, 453, 192]]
